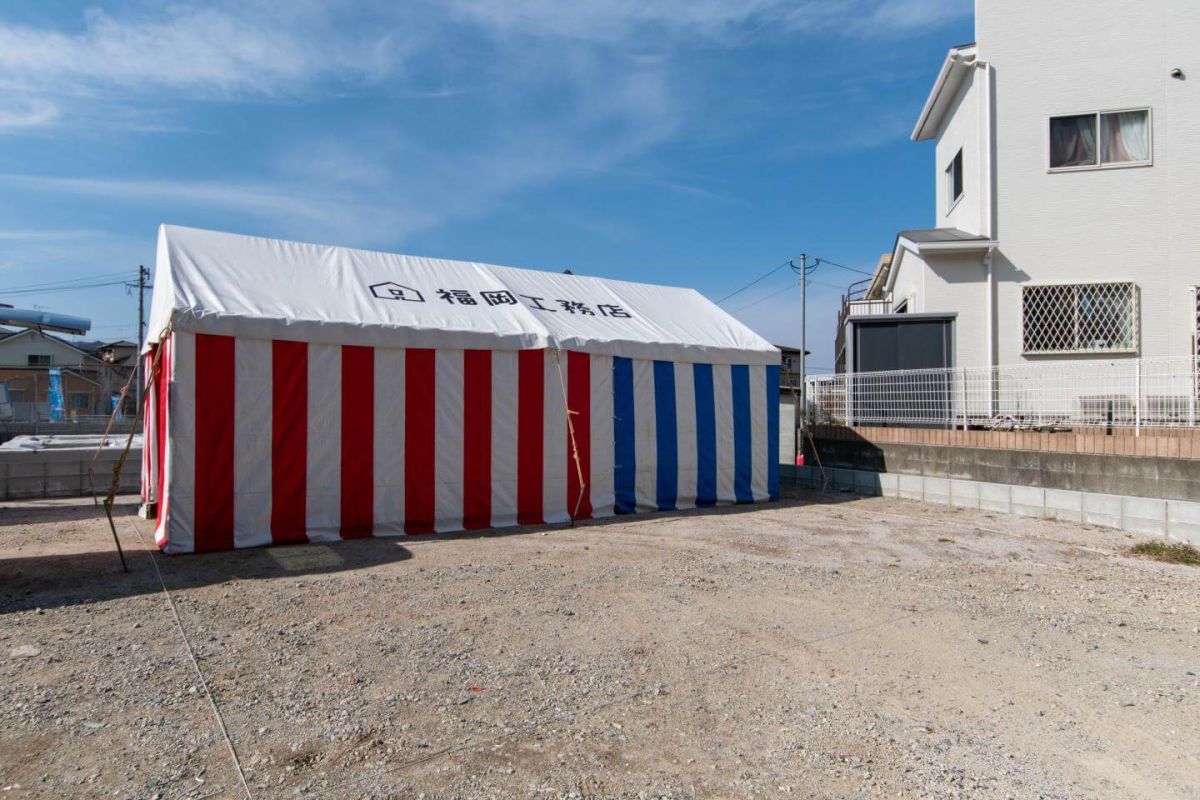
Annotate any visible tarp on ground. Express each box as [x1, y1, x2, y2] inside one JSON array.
[[142, 225, 781, 553]]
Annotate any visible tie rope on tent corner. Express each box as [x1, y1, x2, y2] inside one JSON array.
[[88, 318, 174, 572], [552, 347, 588, 526]]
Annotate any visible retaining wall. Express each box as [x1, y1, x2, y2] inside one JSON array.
[[785, 463, 1200, 547], [0, 447, 140, 500]]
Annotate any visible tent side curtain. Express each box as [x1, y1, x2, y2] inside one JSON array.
[[146, 225, 779, 367], [154, 332, 780, 554]]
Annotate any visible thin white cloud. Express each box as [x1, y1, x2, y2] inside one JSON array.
[[0, 7, 394, 97], [445, 0, 971, 41], [0, 97, 58, 130]]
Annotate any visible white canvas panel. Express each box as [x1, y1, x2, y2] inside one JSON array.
[[749, 364, 769, 501], [373, 347, 405, 534], [491, 350, 519, 528], [305, 342, 342, 541], [166, 331, 196, 553], [543, 350, 570, 524], [674, 361, 698, 510], [712, 363, 736, 504], [435, 350, 465, 532], [588, 353, 614, 518], [233, 337, 273, 548], [632, 358, 658, 512]]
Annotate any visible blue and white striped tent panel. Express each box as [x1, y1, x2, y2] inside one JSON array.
[[612, 358, 780, 512]]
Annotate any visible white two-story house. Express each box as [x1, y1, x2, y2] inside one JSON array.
[[839, 0, 1200, 375]]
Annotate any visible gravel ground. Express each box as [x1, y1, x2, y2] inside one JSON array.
[[2, 488, 1199, 800]]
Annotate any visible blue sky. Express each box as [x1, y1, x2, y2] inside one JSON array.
[[0, 1, 972, 370]]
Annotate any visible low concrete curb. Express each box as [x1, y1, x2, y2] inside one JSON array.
[[784, 464, 1198, 547], [0, 447, 141, 500]]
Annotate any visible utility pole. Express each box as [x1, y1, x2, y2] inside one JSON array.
[[135, 265, 150, 414], [798, 253, 807, 428]]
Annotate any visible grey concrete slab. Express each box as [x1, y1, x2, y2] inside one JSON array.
[[878, 472, 899, 498], [1123, 497, 1167, 536], [1166, 500, 1200, 546], [978, 482, 1012, 514], [853, 470, 882, 497], [950, 479, 981, 509], [923, 477, 951, 506], [1044, 489, 1083, 523], [1083, 493, 1123, 529], [1011, 485, 1046, 518], [899, 474, 924, 501]]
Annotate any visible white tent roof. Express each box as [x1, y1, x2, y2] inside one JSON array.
[[147, 225, 778, 365]]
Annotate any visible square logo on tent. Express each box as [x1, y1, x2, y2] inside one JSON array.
[[370, 282, 425, 302]]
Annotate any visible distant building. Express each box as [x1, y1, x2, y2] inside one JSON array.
[[0, 329, 133, 419], [837, 0, 1200, 373]]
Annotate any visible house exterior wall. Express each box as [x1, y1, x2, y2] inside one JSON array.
[[975, 0, 1200, 367], [934, 68, 984, 235], [887, 247, 988, 370], [0, 332, 96, 368]]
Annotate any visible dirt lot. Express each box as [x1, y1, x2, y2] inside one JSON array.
[[2, 489, 1199, 800]]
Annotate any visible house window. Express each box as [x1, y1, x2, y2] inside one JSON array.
[[1049, 109, 1150, 169], [1022, 282, 1138, 354], [945, 149, 963, 209], [69, 392, 90, 411], [27, 354, 52, 366]]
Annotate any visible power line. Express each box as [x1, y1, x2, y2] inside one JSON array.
[[811, 257, 874, 277], [0, 270, 135, 294], [714, 260, 791, 305], [0, 279, 130, 297], [728, 282, 796, 314]]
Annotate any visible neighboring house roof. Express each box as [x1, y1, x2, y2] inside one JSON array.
[[897, 227, 997, 256], [0, 328, 105, 364], [899, 228, 991, 244], [865, 253, 893, 300], [912, 43, 977, 141], [885, 229, 998, 295]]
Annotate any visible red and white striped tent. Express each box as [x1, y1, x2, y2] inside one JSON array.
[[142, 225, 781, 553]]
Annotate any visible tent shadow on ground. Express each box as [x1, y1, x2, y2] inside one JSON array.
[[0, 486, 867, 614], [0, 529, 414, 614], [0, 499, 140, 528]]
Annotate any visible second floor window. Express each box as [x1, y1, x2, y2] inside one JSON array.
[[946, 149, 963, 209], [1049, 109, 1150, 169], [27, 354, 52, 366]]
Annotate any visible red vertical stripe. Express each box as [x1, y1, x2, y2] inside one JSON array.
[[193, 334, 236, 552], [341, 345, 375, 538], [517, 349, 544, 525], [271, 339, 308, 544], [404, 348, 436, 534], [567, 351, 592, 520], [463, 350, 492, 529]]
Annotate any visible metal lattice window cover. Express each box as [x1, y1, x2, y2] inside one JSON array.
[[1022, 282, 1138, 355]]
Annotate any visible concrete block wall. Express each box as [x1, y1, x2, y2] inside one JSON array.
[[783, 464, 1200, 547], [809, 436, 1200, 502], [0, 448, 141, 500]]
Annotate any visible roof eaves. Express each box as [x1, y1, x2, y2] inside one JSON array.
[[911, 44, 977, 142]]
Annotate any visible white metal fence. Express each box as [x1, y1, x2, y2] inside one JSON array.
[[806, 356, 1200, 431]]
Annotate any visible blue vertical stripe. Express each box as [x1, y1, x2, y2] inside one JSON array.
[[693, 363, 717, 507], [653, 360, 678, 510], [766, 365, 780, 500], [731, 364, 753, 503], [613, 356, 637, 514]]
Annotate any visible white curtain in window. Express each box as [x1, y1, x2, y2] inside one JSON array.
[[1101, 111, 1149, 163], [1050, 114, 1096, 167]]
